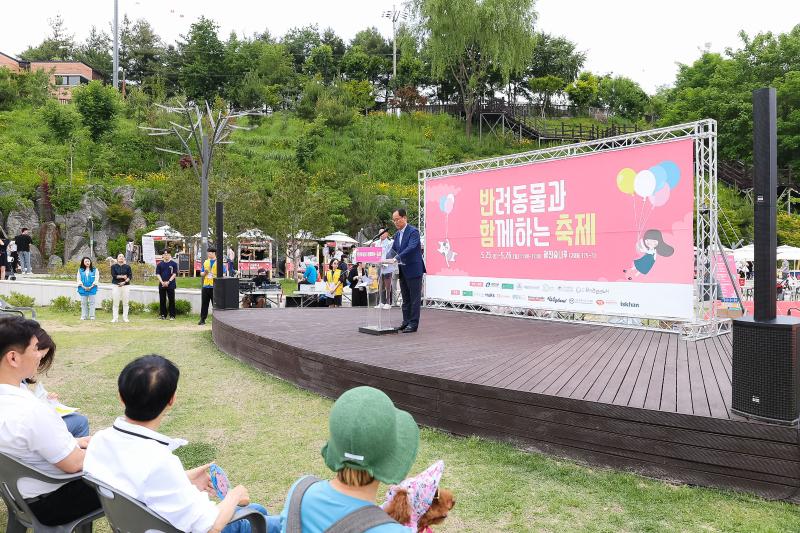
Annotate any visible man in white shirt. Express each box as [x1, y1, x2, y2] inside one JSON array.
[[84, 355, 279, 533], [0, 316, 100, 526]]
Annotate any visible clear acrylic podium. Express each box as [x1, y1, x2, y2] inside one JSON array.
[[358, 261, 398, 335]]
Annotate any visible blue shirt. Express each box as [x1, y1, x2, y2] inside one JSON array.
[[304, 265, 318, 284], [279, 479, 409, 533], [156, 260, 179, 289]]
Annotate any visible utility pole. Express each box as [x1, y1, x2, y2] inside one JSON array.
[[382, 5, 407, 116], [113, 0, 119, 89]]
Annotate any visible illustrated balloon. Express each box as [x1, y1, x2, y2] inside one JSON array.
[[633, 169, 656, 198], [660, 160, 680, 189], [616, 168, 636, 195], [444, 193, 455, 214], [649, 183, 671, 207], [439, 195, 447, 212], [650, 164, 668, 193]]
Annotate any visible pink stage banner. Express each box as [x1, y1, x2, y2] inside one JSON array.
[[424, 139, 695, 319], [355, 247, 383, 264], [714, 252, 739, 302]]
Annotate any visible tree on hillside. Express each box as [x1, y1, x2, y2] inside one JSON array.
[[527, 75, 565, 112], [596, 75, 649, 120], [305, 45, 336, 84], [565, 71, 599, 110], [178, 17, 226, 102], [76, 27, 112, 82], [321, 28, 346, 72], [20, 15, 75, 61], [513, 32, 584, 105], [413, 0, 537, 136], [72, 80, 120, 141], [282, 25, 321, 71], [122, 19, 164, 90], [260, 172, 347, 274], [39, 100, 82, 181]]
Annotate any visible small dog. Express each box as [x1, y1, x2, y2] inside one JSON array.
[[382, 460, 455, 532], [384, 487, 455, 532]]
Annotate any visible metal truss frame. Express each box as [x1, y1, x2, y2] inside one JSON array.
[[418, 119, 726, 340]]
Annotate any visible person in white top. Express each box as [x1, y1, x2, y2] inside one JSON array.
[[0, 316, 100, 526], [84, 354, 280, 533], [377, 229, 396, 309]]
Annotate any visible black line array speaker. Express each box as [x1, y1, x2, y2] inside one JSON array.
[[732, 316, 800, 424], [731, 88, 800, 425], [213, 278, 240, 310]]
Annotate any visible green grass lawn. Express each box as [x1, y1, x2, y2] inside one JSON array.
[[3, 309, 800, 532]]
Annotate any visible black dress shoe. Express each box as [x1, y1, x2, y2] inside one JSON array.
[[198, 320, 206, 325], [400, 326, 417, 333], [396, 323, 408, 331]]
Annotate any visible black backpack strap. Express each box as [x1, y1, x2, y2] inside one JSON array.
[[324, 504, 399, 533], [285, 475, 323, 533]]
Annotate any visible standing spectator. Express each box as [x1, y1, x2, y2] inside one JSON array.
[[15, 228, 33, 274], [7, 238, 17, 279], [377, 229, 395, 309], [199, 247, 225, 326], [782, 259, 790, 280], [348, 262, 368, 307], [0, 236, 6, 281], [125, 239, 135, 262], [111, 254, 133, 323], [324, 259, 344, 308], [278, 386, 418, 532], [76, 257, 99, 321], [156, 250, 179, 320], [227, 245, 236, 275]]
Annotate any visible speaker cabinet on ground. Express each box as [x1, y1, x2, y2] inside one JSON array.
[[732, 316, 800, 425], [213, 278, 240, 310]]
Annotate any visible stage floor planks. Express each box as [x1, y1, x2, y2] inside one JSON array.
[[212, 307, 800, 502]]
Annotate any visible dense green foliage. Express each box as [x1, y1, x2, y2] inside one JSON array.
[[2, 7, 800, 244]]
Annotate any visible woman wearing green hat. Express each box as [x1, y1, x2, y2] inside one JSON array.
[[279, 386, 420, 532]]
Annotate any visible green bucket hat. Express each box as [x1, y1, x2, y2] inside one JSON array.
[[321, 386, 419, 485]]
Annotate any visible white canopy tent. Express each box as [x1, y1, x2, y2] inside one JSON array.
[[322, 231, 358, 245], [778, 246, 800, 261], [144, 225, 184, 239], [732, 244, 754, 262]]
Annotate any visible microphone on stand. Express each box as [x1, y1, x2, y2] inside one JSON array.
[[370, 228, 389, 242]]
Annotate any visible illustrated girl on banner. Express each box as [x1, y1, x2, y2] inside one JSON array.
[[624, 229, 674, 278], [616, 160, 680, 279]]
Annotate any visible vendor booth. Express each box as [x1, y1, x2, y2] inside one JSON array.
[[237, 229, 274, 278], [141, 226, 186, 266]]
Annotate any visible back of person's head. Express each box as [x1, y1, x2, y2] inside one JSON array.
[[0, 316, 40, 366], [118, 355, 180, 422], [25, 328, 56, 384], [322, 386, 419, 486]]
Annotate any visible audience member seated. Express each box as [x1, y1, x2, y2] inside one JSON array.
[[297, 261, 318, 291], [84, 354, 280, 533], [279, 386, 419, 532], [0, 316, 100, 526], [19, 327, 90, 438], [252, 268, 270, 289]]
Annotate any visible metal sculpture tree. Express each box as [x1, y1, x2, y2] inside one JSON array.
[[142, 101, 256, 262]]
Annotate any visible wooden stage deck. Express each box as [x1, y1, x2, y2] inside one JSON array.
[[212, 308, 800, 502]]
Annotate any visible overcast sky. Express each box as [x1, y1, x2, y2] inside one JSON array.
[[2, 0, 798, 93]]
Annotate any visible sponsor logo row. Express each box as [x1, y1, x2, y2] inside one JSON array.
[[450, 285, 639, 308]]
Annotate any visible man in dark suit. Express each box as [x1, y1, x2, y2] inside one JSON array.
[[390, 208, 425, 333]]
